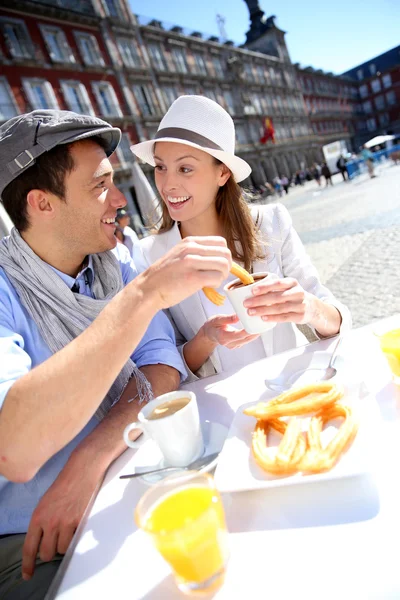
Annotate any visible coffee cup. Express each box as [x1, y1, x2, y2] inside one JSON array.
[[123, 391, 204, 467], [224, 271, 279, 335]]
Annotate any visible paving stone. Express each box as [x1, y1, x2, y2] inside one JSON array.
[[267, 162, 400, 329]]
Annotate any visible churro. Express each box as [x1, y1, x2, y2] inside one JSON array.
[[202, 261, 254, 305], [246, 381, 359, 477], [244, 382, 344, 420], [299, 403, 358, 473]]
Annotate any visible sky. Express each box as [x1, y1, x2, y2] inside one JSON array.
[[129, 0, 400, 74]]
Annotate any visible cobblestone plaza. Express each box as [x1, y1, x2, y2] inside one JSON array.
[[275, 161, 400, 328]]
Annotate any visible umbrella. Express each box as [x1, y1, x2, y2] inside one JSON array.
[[364, 135, 395, 148]]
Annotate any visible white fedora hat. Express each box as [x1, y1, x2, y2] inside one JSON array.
[[130, 95, 252, 183]]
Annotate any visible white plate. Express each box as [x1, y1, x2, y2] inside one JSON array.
[[121, 420, 228, 485], [214, 384, 381, 493]]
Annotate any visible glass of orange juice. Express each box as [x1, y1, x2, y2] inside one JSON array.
[[374, 324, 400, 384], [135, 471, 229, 596]]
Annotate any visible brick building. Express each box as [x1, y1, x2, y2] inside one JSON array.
[[295, 66, 361, 152], [0, 0, 152, 232], [342, 45, 400, 147]]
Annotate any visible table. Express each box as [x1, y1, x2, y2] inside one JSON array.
[[48, 319, 400, 600]]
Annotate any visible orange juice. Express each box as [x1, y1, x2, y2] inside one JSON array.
[[143, 484, 228, 586], [378, 328, 400, 378]]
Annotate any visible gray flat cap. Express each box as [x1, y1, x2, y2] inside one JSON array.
[[0, 109, 121, 199]]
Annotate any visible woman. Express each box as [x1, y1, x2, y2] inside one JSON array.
[[131, 95, 351, 380]]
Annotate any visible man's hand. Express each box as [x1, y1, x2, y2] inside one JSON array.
[[22, 363, 179, 579], [140, 236, 232, 310], [22, 453, 102, 581], [202, 314, 260, 349]]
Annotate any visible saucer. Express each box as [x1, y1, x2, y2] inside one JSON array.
[[123, 420, 228, 485]]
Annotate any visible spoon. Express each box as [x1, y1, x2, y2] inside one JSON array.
[[265, 336, 343, 392], [119, 452, 220, 480]]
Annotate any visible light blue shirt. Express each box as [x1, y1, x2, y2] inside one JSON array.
[[0, 242, 185, 534]]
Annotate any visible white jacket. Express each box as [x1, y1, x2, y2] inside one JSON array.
[[134, 203, 351, 381]]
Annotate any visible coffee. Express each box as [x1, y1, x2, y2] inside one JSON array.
[[228, 273, 266, 291], [147, 397, 190, 421]]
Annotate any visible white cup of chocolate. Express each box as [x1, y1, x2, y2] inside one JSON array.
[[224, 271, 279, 335]]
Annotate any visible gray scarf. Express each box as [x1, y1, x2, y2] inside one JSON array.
[[0, 229, 153, 420]]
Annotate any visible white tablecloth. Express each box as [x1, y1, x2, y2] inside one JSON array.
[[47, 320, 400, 600]]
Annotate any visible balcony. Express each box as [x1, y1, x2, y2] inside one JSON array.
[[136, 14, 228, 44], [4, 0, 100, 24]]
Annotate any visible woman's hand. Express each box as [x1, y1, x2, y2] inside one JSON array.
[[243, 277, 341, 336], [243, 278, 315, 324], [202, 314, 260, 350]]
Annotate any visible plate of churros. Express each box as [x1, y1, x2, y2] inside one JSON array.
[[214, 380, 381, 493]]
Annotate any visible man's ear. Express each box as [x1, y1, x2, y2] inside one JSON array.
[[26, 189, 56, 220]]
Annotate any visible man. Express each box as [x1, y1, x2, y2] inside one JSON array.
[[336, 155, 348, 181], [115, 208, 139, 257], [360, 145, 376, 179], [0, 110, 232, 599]]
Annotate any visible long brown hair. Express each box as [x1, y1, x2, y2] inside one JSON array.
[[157, 160, 265, 272]]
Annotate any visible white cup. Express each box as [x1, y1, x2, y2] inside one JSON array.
[[224, 271, 279, 335], [123, 391, 204, 467]]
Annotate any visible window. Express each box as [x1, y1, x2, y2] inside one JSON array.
[[91, 81, 122, 117], [359, 84, 368, 98], [193, 52, 208, 76], [250, 93, 262, 114], [103, 0, 122, 18], [366, 117, 377, 131], [22, 78, 59, 110], [171, 47, 188, 73], [147, 42, 166, 71], [132, 83, 159, 116], [243, 63, 254, 81], [374, 95, 385, 111], [386, 90, 396, 105], [371, 79, 381, 93], [379, 113, 389, 127], [185, 85, 198, 95], [60, 81, 95, 115], [40, 25, 75, 63], [256, 65, 265, 83], [75, 32, 105, 67], [363, 100, 372, 113], [369, 63, 376, 76], [249, 121, 262, 143], [212, 56, 224, 78], [0, 77, 19, 121], [116, 132, 134, 165], [203, 88, 217, 103], [223, 90, 235, 115], [162, 85, 179, 108], [235, 124, 248, 146], [0, 18, 34, 59], [356, 69, 363, 81], [382, 73, 392, 88], [117, 37, 141, 68]]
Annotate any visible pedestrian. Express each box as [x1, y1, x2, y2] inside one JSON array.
[[115, 208, 139, 257], [273, 176, 282, 196], [336, 155, 348, 181], [311, 163, 322, 187], [360, 145, 376, 178], [131, 95, 351, 380], [0, 109, 232, 598], [321, 162, 333, 186], [281, 175, 290, 194]]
